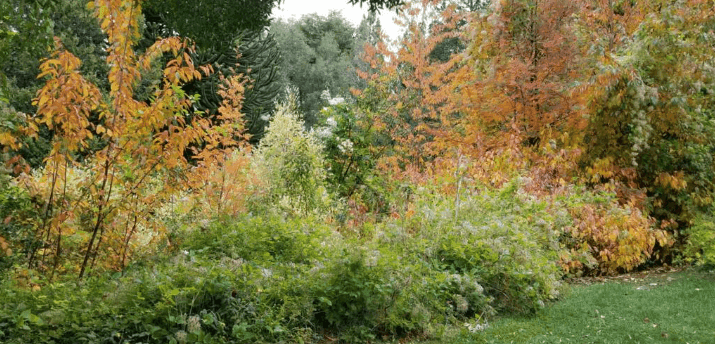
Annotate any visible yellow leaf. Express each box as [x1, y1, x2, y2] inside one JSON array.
[[0, 133, 17, 148], [37, 95, 49, 108]]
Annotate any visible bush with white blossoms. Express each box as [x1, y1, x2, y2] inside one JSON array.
[[337, 138, 353, 154], [313, 103, 385, 202]]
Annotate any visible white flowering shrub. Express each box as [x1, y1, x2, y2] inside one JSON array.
[[312, 103, 391, 221], [385, 181, 568, 314]]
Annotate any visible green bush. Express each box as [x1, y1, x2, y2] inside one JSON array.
[[251, 94, 330, 216], [394, 181, 567, 313], [0, 178, 38, 275], [313, 247, 393, 342], [183, 214, 333, 264], [314, 104, 384, 198], [0, 254, 316, 344], [313, 103, 400, 225], [686, 211, 715, 267]]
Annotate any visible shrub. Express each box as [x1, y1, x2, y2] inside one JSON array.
[[11, 179, 678, 342], [189, 148, 254, 218], [0, 178, 38, 275], [313, 247, 394, 342], [0, 252, 316, 344], [314, 104, 385, 198], [183, 214, 333, 265], [559, 186, 670, 275], [313, 103, 399, 226], [685, 211, 715, 267], [403, 182, 567, 313], [251, 94, 330, 216]]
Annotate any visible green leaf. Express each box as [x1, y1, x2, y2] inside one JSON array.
[[318, 296, 332, 306]]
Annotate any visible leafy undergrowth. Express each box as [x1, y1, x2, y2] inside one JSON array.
[[0, 184, 568, 344], [425, 268, 715, 344], [0, 181, 710, 344]]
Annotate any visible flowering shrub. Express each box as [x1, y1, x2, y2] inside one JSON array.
[[314, 104, 381, 198], [399, 182, 567, 313]]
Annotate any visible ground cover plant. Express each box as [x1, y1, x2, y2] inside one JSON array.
[[0, 183, 573, 343]]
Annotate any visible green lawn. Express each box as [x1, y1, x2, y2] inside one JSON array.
[[428, 269, 715, 344]]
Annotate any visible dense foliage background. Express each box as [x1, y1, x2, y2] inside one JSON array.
[[0, 0, 714, 342]]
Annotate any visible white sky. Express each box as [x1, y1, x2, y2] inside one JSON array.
[[271, 0, 403, 43]]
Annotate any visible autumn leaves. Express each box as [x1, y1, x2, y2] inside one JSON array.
[[357, 0, 715, 272], [13, 0, 247, 279]]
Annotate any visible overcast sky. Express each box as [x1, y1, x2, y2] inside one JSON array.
[[271, 0, 403, 42]]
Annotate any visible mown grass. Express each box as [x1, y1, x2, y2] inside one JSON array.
[[420, 268, 715, 344]]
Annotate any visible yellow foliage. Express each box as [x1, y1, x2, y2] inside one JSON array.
[[655, 172, 688, 191], [562, 202, 669, 275], [187, 148, 255, 218], [586, 157, 616, 183]]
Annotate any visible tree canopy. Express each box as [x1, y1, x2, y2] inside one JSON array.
[[142, 0, 278, 50], [272, 12, 366, 126], [348, 0, 404, 12]]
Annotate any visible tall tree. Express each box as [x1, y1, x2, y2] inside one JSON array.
[[349, 0, 405, 12], [140, 0, 282, 145], [0, 0, 57, 105], [353, 10, 387, 91], [429, 0, 489, 63], [463, 0, 585, 146], [178, 32, 281, 145], [1, 0, 108, 167], [581, 0, 715, 229], [356, 0, 471, 174], [142, 0, 279, 51], [272, 13, 361, 126]]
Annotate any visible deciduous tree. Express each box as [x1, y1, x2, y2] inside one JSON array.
[[581, 0, 715, 247], [272, 13, 360, 126], [18, 0, 247, 279], [464, 0, 585, 146]]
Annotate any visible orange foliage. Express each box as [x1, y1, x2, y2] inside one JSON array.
[[563, 201, 669, 274], [17, 0, 247, 279], [357, 0, 470, 177], [357, 0, 594, 191], [462, 0, 587, 146], [356, 0, 705, 274], [0, 235, 11, 257], [190, 148, 255, 218]]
